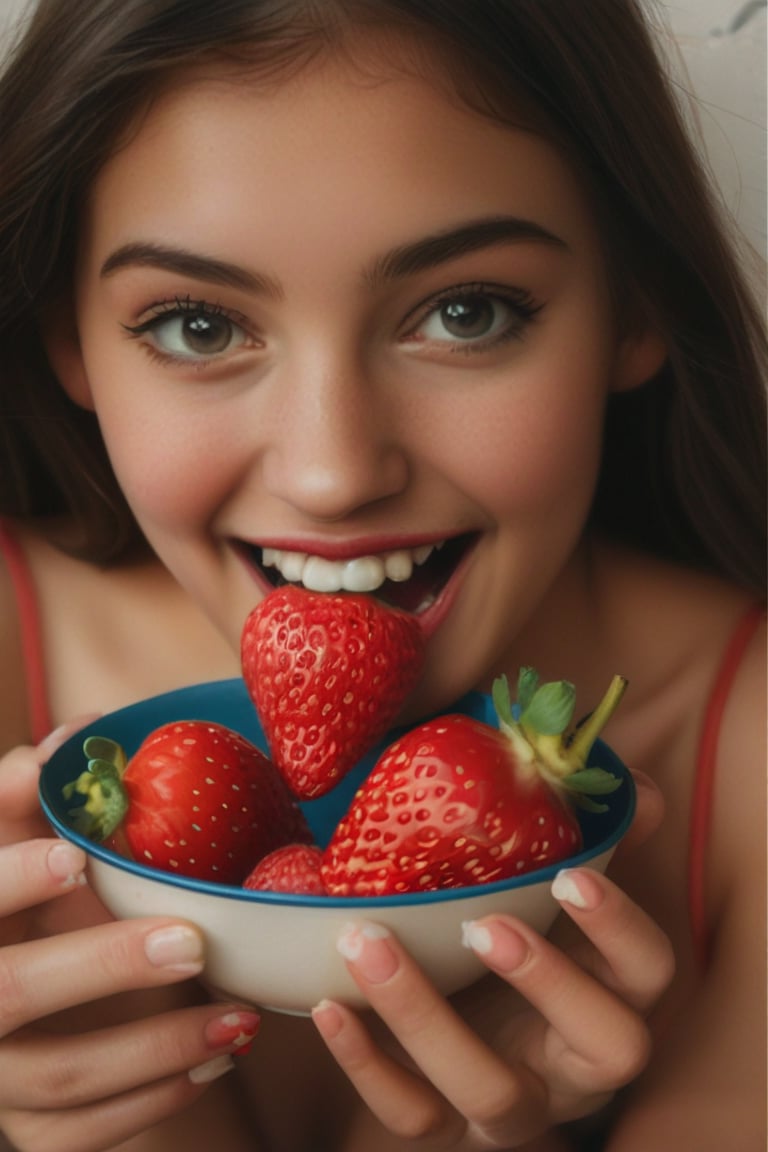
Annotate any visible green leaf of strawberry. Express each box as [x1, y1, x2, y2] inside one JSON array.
[[65, 720, 313, 884], [240, 586, 426, 799], [321, 670, 627, 896]]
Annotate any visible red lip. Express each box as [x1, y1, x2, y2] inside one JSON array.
[[237, 530, 461, 562]]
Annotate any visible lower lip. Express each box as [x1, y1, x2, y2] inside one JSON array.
[[232, 537, 478, 641]]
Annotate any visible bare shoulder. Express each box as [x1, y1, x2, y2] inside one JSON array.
[[12, 520, 239, 724]]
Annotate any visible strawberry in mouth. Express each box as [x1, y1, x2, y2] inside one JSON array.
[[240, 533, 477, 615]]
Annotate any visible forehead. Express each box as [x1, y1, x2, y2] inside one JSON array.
[[80, 47, 600, 272]]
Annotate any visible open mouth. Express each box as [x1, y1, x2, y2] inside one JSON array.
[[240, 533, 477, 614]]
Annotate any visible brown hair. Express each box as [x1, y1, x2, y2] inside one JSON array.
[[0, 0, 765, 588]]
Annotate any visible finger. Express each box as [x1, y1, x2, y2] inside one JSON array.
[[0, 918, 208, 1036], [0, 1004, 259, 1110], [463, 910, 654, 1093], [328, 921, 547, 1146], [0, 838, 87, 916], [312, 999, 467, 1145], [5, 1068, 225, 1152], [0, 717, 97, 830], [613, 770, 665, 857], [549, 866, 675, 1011], [0, 744, 48, 827]]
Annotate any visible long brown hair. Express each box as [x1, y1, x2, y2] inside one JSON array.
[[0, 0, 765, 588]]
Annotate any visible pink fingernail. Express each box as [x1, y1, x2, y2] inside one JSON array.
[[311, 999, 344, 1040], [461, 919, 529, 972], [205, 1011, 261, 1056], [552, 868, 602, 910], [47, 841, 87, 888], [144, 925, 204, 973], [337, 921, 398, 984]]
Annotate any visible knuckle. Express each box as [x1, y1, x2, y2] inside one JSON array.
[[0, 955, 28, 1035], [96, 927, 144, 985], [33, 1051, 88, 1109], [390, 1098, 446, 1142], [600, 1018, 652, 1088]]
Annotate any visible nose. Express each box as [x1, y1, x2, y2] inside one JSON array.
[[259, 353, 409, 522]]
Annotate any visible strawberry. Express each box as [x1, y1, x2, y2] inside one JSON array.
[[64, 720, 312, 884], [243, 843, 326, 895], [240, 586, 426, 799], [321, 669, 627, 896]]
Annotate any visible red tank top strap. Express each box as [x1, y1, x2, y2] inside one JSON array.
[[0, 519, 54, 743], [689, 603, 765, 971]]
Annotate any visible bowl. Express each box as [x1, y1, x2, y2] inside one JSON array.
[[40, 680, 635, 1015]]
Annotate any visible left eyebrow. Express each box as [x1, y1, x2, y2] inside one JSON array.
[[100, 242, 280, 297], [366, 215, 567, 285]]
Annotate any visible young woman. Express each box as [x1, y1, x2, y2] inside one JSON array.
[[0, 2, 764, 1149]]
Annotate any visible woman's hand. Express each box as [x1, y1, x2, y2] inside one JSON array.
[[0, 729, 260, 1152], [311, 771, 674, 1150]]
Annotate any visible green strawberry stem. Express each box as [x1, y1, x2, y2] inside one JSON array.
[[494, 668, 627, 811], [566, 674, 628, 769], [62, 736, 130, 842]]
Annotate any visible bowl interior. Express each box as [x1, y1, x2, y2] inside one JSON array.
[[40, 679, 635, 908]]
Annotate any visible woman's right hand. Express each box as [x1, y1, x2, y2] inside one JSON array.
[[0, 728, 260, 1152]]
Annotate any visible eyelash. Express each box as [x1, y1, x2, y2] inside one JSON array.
[[122, 296, 252, 367], [404, 282, 543, 354], [122, 282, 543, 370]]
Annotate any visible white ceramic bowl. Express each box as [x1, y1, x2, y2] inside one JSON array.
[[40, 680, 635, 1014]]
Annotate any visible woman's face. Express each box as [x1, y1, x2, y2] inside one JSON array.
[[63, 45, 660, 715]]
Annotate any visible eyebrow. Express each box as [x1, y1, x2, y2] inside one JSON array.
[[100, 215, 566, 295], [100, 243, 281, 297], [366, 216, 567, 284]]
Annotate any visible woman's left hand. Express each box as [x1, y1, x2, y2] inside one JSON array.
[[311, 771, 673, 1150]]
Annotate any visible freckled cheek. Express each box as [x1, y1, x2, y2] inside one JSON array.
[[99, 409, 238, 531], [451, 385, 605, 520]]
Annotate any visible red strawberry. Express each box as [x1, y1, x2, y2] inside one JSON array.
[[64, 720, 312, 884], [244, 843, 326, 895], [321, 669, 627, 896], [240, 586, 426, 799]]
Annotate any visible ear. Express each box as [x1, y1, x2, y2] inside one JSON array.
[[613, 323, 668, 393], [40, 296, 95, 410]]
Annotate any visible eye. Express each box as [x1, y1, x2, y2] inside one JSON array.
[[404, 285, 541, 351], [124, 300, 249, 362]]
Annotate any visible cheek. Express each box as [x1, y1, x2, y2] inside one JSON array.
[[94, 389, 241, 531], [444, 373, 606, 522]]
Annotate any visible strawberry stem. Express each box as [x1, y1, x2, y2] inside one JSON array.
[[565, 674, 628, 771], [63, 736, 130, 842], [493, 669, 627, 805]]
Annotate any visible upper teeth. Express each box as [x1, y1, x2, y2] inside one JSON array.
[[262, 544, 436, 593]]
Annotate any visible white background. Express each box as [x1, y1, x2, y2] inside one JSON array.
[[0, 0, 765, 256]]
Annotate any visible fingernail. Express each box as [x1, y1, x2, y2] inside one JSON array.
[[311, 999, 344, 1041], [144, 925, 204, 974], [337, 921, 397, 984], [38, 724, 72, 758], [552, 867, 602, 911], [189, 1054, 235, 1084], [462, 919, 529, 972], [47, 841, 87, 888], [204, 1011, 260, 1057]]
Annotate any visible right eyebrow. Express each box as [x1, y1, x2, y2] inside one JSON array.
[[366, 215, 568, 285], [100, 242, 283, 298]]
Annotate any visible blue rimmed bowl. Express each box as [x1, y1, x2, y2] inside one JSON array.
[[39, 680, 634, 1014]]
